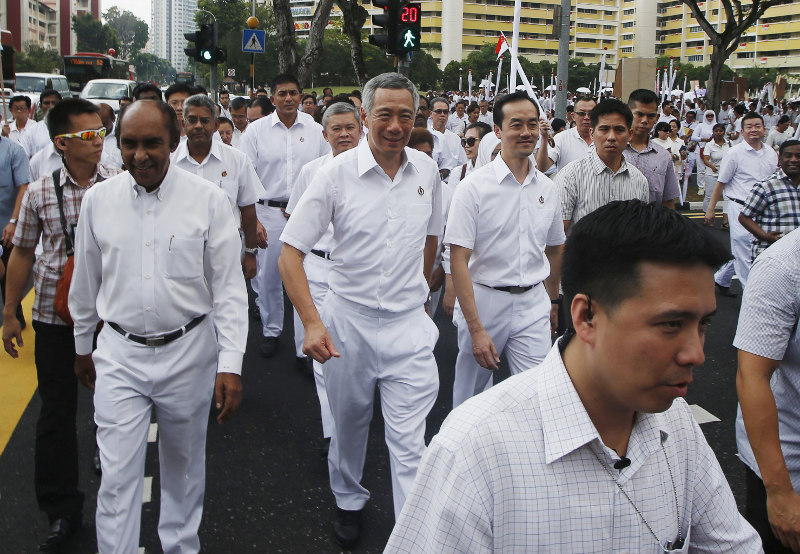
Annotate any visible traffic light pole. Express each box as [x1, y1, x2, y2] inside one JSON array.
[[210, 19, 218, 101], [397, 54, 410, 77]]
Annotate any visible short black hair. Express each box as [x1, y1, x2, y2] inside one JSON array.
[[551, 118, 566, 132], [733, 103, 747, 116], [779, 139, 800, 157], [627, 88, 660, 109], [40, 89, 62, 103], [573, 95, 596, 107], [164, 83, 193, 101], [217, 116, 233, 128], [301, 93, 315, 104], [271, 73, 300, 92], [250, 95, 275, 115], [742, 111, 764, 127], [256, 87, 268, 95], [219, 89, 229, 96], [349, 90, 362, 101], [408, 127, 434, 150], [654, 121, 671, 134], [230, 96, 249, 111], [465, 121, 492, 138], [778, 115, 791, 125], [10, 95, 31, 109], [119, 96, 132, 103], [492, 92, 539, 128], [331, 93, 355, 106], [712, 123, 726, 133], [190, 85, 207, 96], [133, 82, 162, 100], [590, 98, 633, 129], [117, 99, 180, 148], [47, 98, 100, 141], [562, 200, 731, 316]]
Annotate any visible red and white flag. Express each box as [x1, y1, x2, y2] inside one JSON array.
[[496, 32, 510, 60]]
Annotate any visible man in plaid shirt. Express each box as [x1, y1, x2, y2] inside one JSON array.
[[2, 98, 120, 551], [739, 140, 800, 262]]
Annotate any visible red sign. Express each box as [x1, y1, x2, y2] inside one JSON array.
[[400, 5, 419, 23]]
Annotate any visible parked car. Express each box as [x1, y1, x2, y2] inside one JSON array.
[[79, 79, 137, 112], [15, 72, 72, 116]]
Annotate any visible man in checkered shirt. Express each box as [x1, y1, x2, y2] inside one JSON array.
[[386, 200, 761, 552], [738, 140, 800, 262]]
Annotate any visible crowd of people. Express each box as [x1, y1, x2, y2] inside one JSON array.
[[1, 71, 800, 552]]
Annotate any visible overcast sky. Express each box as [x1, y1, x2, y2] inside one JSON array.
[[102, 0, 150, 26]]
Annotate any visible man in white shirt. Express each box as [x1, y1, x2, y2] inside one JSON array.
[[97, 104, 122, 169], [766, 116, 795, 151], [279, 73, 442, 549], [69, 100, 247, 554], [429, 97, 466, 181], [2, 95, 33, 143], [229, 96, 249, 148], [718, 100, 732, 127], [705, 112, 779, 290], [29, 142, 62, 182], [536, 95, 596, 175], [477, 99, 493, 126], [446, 100, 468, 135], [285, 101, 361, 451], [657, 100, 678, 126], [387, 199, 761, 553], [20, 89, 62, 158], [763, 104, 779, 130], [240, 74, 329, 357], [171, 94, 262, 279], [218, 89, 232, 120], [447, 92, 565, 408]]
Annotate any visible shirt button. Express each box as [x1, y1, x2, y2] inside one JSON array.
[[145, 241, 151, 246], [145, 306, 152, 312], [387, 241, 393, 248], [145, 274, 151, 279], [146, 209, 152, 215], [383, 271, 390, 277]]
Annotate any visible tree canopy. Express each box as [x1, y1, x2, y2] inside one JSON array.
[[103, 7, 149, 59], [15, 42, 62, 74], [72, 13, 119, 54]]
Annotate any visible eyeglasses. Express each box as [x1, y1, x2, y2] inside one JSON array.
[[461, 137, 479, 147], [574, 111, 591, 118], [185, 116, 213, 125], [11, 106, 28, 113], [56, 128, 107, 141], [432, 109, 449, 115]]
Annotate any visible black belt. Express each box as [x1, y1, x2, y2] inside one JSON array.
[[478, 283, 538, 294], [257, 199, 289, 208], [311, 249, 331, 260], [730, 198, 745, 206], [107, 314, 206, 347]]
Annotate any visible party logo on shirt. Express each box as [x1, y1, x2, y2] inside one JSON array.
[[221, 171, 227, 178], [539, 196, 544, 204], [300, 137, 305, 142], [418, 186, 424, 196]]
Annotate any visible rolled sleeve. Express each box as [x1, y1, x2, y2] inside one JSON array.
[[555, 168, 577, 222], [12, 187, 41, 248], [741, 183, 769, 220]]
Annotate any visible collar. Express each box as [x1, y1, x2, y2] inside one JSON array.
[[491, 152, 536, 187], [131, 163, 172, 200], [356, 138, 415, 179], [268, 110, 303, 129], [174, 138, 222, 165], [537, 344, 670, 465], [743, 140, 766, 154], [57, 162, 105, 189], [590, 149, 629, 176], [626, 139, 656, 154]]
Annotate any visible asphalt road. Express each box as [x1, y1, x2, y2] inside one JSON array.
[[0, 215, 748, 553]]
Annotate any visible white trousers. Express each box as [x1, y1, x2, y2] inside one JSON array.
[[715, 200, 751, 288], [292, 253, 335, 439], [321, 292, 439, 518], [255, 204, 287, 337], [93, 318, 218, 554], [452, 283, 551, 409]]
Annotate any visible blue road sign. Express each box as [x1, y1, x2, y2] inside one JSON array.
[[242, 29, 266, 53]]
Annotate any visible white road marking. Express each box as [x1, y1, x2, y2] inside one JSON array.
[[148, 423, 158, 443], [690, 404, 721, 424], [142, 476, 153, 503]]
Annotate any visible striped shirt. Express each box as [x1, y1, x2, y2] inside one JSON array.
[[741, 169, 800, 260], [624, 140, 681, 205], [556, 150, 649, 224], [12, 162, 120, 325]]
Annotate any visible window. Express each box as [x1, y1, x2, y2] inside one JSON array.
[[622, 33, 634, 40], [737, 52, 755, 58], [688, 55, 704, 61], [623, 21, 635, 28], [622, 47, 633, 53], [624, 8, 635, 15]]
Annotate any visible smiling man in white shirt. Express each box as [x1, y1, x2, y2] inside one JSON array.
[[447, 92, 565, 408], [279, 73, 442, 549], [69, 100, 248, 554], [387, 200, 761, 553]]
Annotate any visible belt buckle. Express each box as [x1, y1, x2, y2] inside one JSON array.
[[145, 336, 166, 347], [509, 286, 525, 294]]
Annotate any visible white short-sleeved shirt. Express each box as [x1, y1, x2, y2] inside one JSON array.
[[101, 133, 122, 169], [7, 118, 32, 144], [171, 140, 262, 227], [280, 140, 443, 312], [447, 113, 468, 135], [19, 119, 51, 158], [286, 152, 334, 253], [28, 142, 62, 182], [717, 141, 778, 202], [547, 126, 595, 172], [429, 126, 466, 173], [239, 111, 329, 201], [445, 155, 565, 287], [477, 112, 493, 126]]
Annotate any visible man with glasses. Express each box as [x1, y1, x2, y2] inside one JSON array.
[[478, 99, 493, 126], [241, 73, 328, 358], [429, 97, 465, 181], [171, 94, 262, 280], [536, 95, 596, 175], [20, 89, 62, 158], [164, 83, 193, 139], [2, 95, 33, 144], [3, 98, 119, 551]]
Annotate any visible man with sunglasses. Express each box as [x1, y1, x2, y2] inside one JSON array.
[[2, 98, 119, 551], [241, 73, 328, 358], [429, 97, 465, 181], [536, 95, 596, 175]]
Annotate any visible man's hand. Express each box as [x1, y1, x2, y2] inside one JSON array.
[[2, 222, 15, 248], [280, 207, 290, 220], [256, 221, 268, 249], [470, 327, 499, 370], [302, 320, 340, 363], [765, 230, 783, 244], [704, 207, 716, 226], [215, 372, 242, 424], [74, 353, 96, 391], [2, 315, 23, 357], [430, 266, 445, 293], [767, 489, 800, 552], [1, 123, 9, 138], [442, 275, 456, 316], [242, 253, 257, 279]]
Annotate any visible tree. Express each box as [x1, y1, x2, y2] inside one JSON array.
[[336, 0, 369, 87], [130, 51, 175, 84], [15, 42, 62, 73], [271, 0, 334, 86], [680, 0, 783, 109], [409, 49, 442, 91], [72, 12, 119, 54], [103, 7, 148, 59]]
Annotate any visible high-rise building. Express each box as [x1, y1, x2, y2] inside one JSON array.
[[151, 0, 197, 71], [0, 0, 99, 55]]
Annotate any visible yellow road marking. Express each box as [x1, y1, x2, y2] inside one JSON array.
[[0, 291, 38, 456]]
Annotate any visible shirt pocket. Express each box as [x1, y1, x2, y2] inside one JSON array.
[[167, 237, 204, 279], [405, 203, 432, 250]]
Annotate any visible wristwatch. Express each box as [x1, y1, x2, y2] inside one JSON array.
[[9, 218, 17, 225], [244, 247, 258, 255]]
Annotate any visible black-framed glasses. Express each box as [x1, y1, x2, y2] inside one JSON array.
[[461, 137, 478, 147], [574, 111, 591, 118], [432, 109, 449, 115]]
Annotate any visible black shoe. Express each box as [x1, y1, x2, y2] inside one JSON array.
[[332, 508, 362, 549], [716, 283, 738, 298], [296, 356, 314, 377], [320, 437, 331, 458], [260, 336, 279, 357], [39, 516, 81, 551], [93, 446, 102, 476]]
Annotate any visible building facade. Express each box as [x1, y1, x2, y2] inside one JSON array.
[[151, 0, 197, 71], [0, 0, 99, 55]]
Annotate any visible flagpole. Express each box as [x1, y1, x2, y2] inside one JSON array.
[[468, 69, 473, 101], [496, 56, 503, 96], [510, 0, 522, 91]]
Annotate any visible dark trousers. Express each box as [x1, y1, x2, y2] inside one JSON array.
[[32, 320, 84, 523], [744, 464, 794, 553]]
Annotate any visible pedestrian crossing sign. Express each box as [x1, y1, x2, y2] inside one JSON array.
[[242, 29, 266, 54]]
